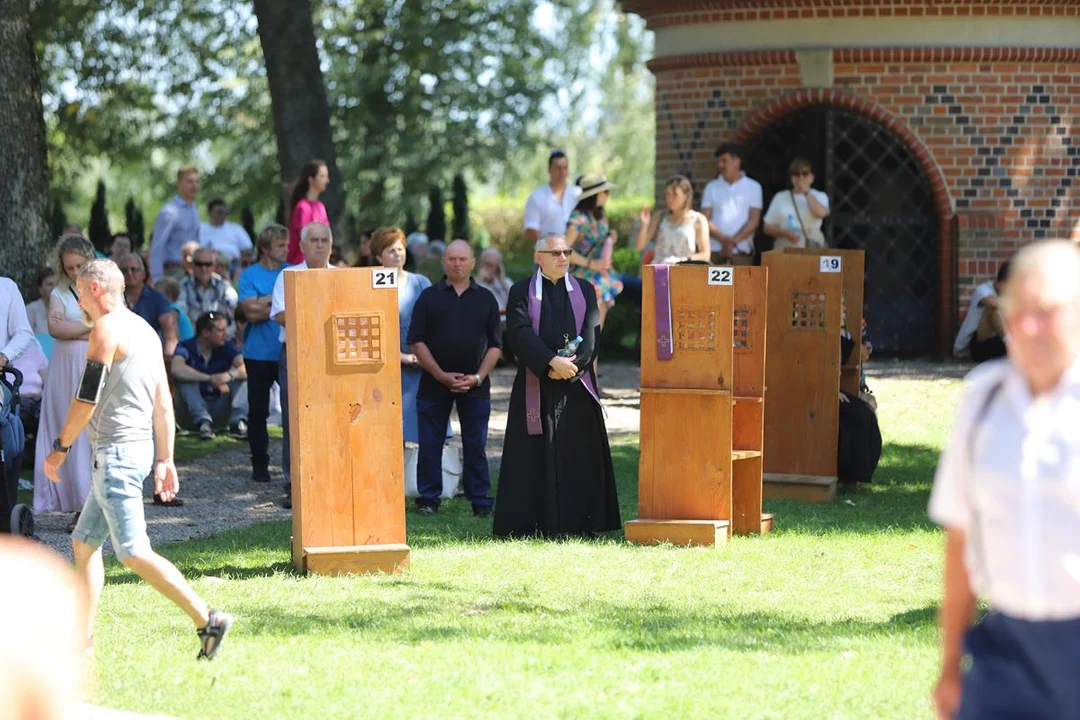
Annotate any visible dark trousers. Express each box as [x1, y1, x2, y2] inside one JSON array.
[[279, 346, 291, 493], [246, 358, 278, 471], [618, 273, 642, 308], [416, 391, 492, 509]]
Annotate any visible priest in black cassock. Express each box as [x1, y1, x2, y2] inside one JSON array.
[[493, 234, 621, 538]]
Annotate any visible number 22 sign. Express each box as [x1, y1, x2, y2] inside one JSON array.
[[707, 267, 734, 286], [819, 256, 842, 273], [372, 269, 398, 289]]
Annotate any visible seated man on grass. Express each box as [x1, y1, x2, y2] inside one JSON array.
[[170, 311, 247, 440], [953, 260, 1010, 363]]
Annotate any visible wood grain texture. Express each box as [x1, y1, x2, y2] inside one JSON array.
[[775, 248, 865, 397], [733, 266, 768, 398], [285, 268, 407, 574], [731, 455, 763, 535], [761, 251, 843, 479], [762, 473, 838, 503], [304, 544, 411, 576], [624, 519, 730, 548]]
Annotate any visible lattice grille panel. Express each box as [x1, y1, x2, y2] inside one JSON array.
[[674, 306, 719, 352], [333, 313, 383, 365], [790, 292, 827, 330], [733, 305, 751, 350]]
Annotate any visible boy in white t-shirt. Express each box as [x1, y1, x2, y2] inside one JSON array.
[[953, 260, 1010, 361]]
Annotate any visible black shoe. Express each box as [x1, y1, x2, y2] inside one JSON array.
[[197, 422, 214, 441], [252, 466, 271, 483], [473, 506, 492, 519], [196, 609, 234, 661], [153, 494, 185, 507], [282, 494, 292, 510], [416, 505, 437, 516], [230, 420, 248, 440]]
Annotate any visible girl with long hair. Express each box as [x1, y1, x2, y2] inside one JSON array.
[[286, 160, 330, 264]]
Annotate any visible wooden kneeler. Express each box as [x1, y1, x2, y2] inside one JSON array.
[[285, 268, 410, 575], [759, 249, 864, 503], [625, 264, 772, 549]]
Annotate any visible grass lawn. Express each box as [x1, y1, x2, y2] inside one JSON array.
[[85, 376, 961, 719]]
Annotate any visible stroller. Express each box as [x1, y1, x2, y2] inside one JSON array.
[[1, 366, 33, 537]]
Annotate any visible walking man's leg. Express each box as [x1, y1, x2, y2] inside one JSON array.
[[456, 393, 493, 516], [416, 392, 453, 512]]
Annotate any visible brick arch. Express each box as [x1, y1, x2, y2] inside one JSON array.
[[733, 89, 955, 356]]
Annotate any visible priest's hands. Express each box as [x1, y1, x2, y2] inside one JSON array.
[[548, 355, 578, 380]]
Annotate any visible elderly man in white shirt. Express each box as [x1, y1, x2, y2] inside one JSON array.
[[270, 221, 334, 510], [930, 240, 1080, 720], [0, 276, 34, 372], [524, 151, 582, 243], [700, 143, 763, 265]]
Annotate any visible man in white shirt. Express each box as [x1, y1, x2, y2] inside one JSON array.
[[929, 240, 1080, 720], [953, 261, 1010, 362], [523, 151, 582, 243], [700, 143, 763, 265], [0, 276, 33, 372], [271, 221, 334, 509], [200, 199, 253, 262]]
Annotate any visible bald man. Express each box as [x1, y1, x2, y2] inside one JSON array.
[[930, 240, 1080, 719], [408, 240, 502, 516]]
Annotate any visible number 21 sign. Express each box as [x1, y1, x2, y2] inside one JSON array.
[[372, 269, 398, 289]]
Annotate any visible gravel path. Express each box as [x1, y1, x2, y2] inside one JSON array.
[[30, 358, 970, 558]]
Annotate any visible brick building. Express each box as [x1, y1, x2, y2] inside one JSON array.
[[621, 0, 1080, 355]]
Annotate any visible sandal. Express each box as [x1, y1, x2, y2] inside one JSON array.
[[196, 609, 234, 661]]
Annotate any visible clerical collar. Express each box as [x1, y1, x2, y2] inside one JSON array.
[[532, 268, 573, 301]]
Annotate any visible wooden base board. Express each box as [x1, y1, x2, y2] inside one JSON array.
[[625, 519, 730, 548], [301, 543, 410, 576], [762, 473, 838, 503], [760, 512, 775, 534]]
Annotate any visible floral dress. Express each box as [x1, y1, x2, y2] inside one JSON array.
[[569, 209, 623, 305]]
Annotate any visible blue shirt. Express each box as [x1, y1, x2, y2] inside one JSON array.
[[130, 285, 173, 333], [175, 337, 240, 397], [237, 262, 285, 361], [149, 195, 200, 279], [171, 302, 195, 341]]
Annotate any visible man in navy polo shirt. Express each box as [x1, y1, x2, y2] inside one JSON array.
[[170, 312, 248, 440], [237, 224, 288, 483], [408, 240, 502, 517]]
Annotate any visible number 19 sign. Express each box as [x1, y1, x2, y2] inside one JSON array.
[[819, 256, 842, 273], [372, 268, 399, 289]]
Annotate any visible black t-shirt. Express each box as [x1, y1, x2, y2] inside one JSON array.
[[407, 278, 502, 398]]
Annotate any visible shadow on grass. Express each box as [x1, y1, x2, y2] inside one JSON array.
[[230, 593, 939, 654]]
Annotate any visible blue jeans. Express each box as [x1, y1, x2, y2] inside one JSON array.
[[72, 443, 155, 561], [416, 391, 492, 509], [177, 381, 246, 429], [279, 346, 291, 493]]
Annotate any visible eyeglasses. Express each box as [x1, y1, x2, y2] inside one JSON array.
[[120, 266, 142, 275], [538, 250, 572, 258], [193, 261, 214, 267]]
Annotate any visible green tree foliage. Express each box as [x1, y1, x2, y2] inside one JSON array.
[[124, 195, 145, 249], [241, 205, 256, 242], [403, 210, 419, 237], [452, 173, 471, 241], [426, 187, 446, 244], [49, 199, 67, 240], [88, 179, 111, 251]]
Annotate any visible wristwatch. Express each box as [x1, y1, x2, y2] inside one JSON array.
[[52, 438, 70, 454], [473, 374, 482, 387]]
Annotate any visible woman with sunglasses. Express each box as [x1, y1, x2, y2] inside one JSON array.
[[763, 157, 831, 250]]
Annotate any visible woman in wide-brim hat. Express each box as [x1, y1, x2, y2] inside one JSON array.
[[565, 173, 623, 328]]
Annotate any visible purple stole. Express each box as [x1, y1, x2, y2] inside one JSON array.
[[654, 264, 674, 361], [525, 270, 600, 436]]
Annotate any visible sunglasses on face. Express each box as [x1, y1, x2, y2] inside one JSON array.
[[193, 261, 214, 267], [538, 250, 572, 258], [792, 171, 812, 177]]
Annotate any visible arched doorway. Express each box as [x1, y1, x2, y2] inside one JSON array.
[[745, 107, 940, 356]]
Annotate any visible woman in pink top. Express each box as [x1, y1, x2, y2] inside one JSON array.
[[286, 159, 331, 264]]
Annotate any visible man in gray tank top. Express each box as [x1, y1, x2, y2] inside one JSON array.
[[43, 260, 232, 660]]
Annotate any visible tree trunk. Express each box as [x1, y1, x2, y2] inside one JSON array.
[[252, 0, 344, 228], [0, 0, 51, 296]]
